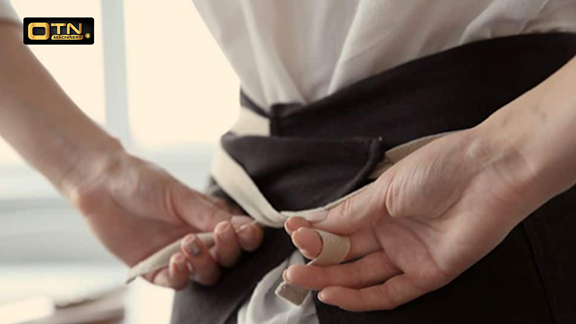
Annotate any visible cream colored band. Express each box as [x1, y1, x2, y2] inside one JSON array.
[[274, 229, 351, 305], [126, 232, 214, 283], [229, 107, 270, 136]]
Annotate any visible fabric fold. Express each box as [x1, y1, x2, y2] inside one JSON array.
[[126, 132, 448, 302]]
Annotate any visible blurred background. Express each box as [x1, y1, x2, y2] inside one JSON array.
[[0, 0, 239, 323]]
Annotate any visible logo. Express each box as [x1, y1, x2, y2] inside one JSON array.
[[23, 18, 94, 45]]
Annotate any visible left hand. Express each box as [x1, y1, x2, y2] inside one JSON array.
[[63, 152, 263, 289], [283, 128, 547, 311]]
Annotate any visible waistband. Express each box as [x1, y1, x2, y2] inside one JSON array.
[[236, 32, 576, 146], [144, 32, 576, 324], [217, 32, 576, 215], [131, 30, 576, 301]]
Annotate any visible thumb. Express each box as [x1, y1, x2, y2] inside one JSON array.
[[307, 180, 390, 235], [171, 184, 232, 232]]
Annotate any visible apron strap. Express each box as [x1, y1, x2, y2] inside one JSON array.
[[125, 127, 453, 303]]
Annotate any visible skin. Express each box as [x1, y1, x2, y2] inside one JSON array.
[[285, 55, 576, 311], [0, 21, 263, 290], [1, 17, 576, 309]]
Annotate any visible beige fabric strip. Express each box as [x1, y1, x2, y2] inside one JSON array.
[[229, 107, 270, 136], [211, 145, 286, 227], [126, 233, 214, 283], [274, 229, 351, 305], [125, 124, 454, 303]]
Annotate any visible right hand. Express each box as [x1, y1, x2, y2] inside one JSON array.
[[60, 151, 263, 289]]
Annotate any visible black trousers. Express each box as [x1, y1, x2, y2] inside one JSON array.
[[171, 33, 576, 324]]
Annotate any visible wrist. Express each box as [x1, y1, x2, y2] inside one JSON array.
[[56, 135, 127, 198], [463, 125, 542, 216], [471, 86, 575, 215]]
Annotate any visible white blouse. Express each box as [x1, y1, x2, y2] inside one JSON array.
[[187, 1, 576, 323], [192, 0, 576, 110], [2, 1, 575, 324]]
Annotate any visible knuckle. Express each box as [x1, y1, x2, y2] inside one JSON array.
[[340, 196, 356, 215], [354, 256, 382, 287], [383, 175, 403, 218], [411, 266, 450, 298], [331, 196, 354, 221], [203, 206, 226, 227], [190, 197, 230, 230], [352, 265, 368, 287], [146, 176, 176, 214], [241, 229, 263, 252], [148, 270, 170, 288], [169, 253, 181, 264], [326, 267, 343, 287], [168, 184, 198, 224], [358, 257, 383, 287], [378, 251, 399, 275], [377, 285, 399, 310], [357, 291, 373, 311]]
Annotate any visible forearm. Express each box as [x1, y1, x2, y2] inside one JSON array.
[[476, 55, 576, 205], [0, 22, 123, 192]]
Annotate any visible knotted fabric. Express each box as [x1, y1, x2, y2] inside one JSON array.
[[129, 33, 576, 324], [126, 131, 449, 304]]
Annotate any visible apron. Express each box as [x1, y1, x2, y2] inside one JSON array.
[[164, 33, 576, 324]]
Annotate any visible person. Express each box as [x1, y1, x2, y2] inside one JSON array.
[[1, 1, 575, 324]]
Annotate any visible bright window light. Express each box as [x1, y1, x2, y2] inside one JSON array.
[[0, 0, 106, 166], [124, 0, 239, 149]]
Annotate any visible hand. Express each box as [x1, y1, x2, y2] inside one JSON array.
[[0, 24, 263, 290], [62, 152, 263, 289], [283, 128, 546, 311]]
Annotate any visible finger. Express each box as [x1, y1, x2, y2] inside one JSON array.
[[181, 234, 221, 285], [307, 182, 390, 235], [172, 184, 232, 232], [292, 227, 322, 259], [231, 217, 263, 252], [318, 274, 427, 312], [214, 221, 242, 267], [285, 251, 401, 291], [147, 253, 190, 290], [167, 253, 191, 289], [292, 226, 381, 261], [230, 215, 254, 230], [284, 216, 311, 235], [203, 195, 243, 215]]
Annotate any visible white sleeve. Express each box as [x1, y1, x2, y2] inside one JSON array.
[[0, 0, 20, 24]]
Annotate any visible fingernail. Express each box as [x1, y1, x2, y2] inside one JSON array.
[[175, 255, 187, 273], [284, 220, 297, 234], [231, 216, 250, 230], [318, 291, 326, 302], [293, 228, 320, 258], [282, 269, 289, 282], [306, 210, 328, 223], [292, 231, 304, 249], [236, 223, 251, 234], [217, 222, 234, 243], [294, 244, 311, 257], [184, 235, 202, 256], [186, 262, 195, 274]]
